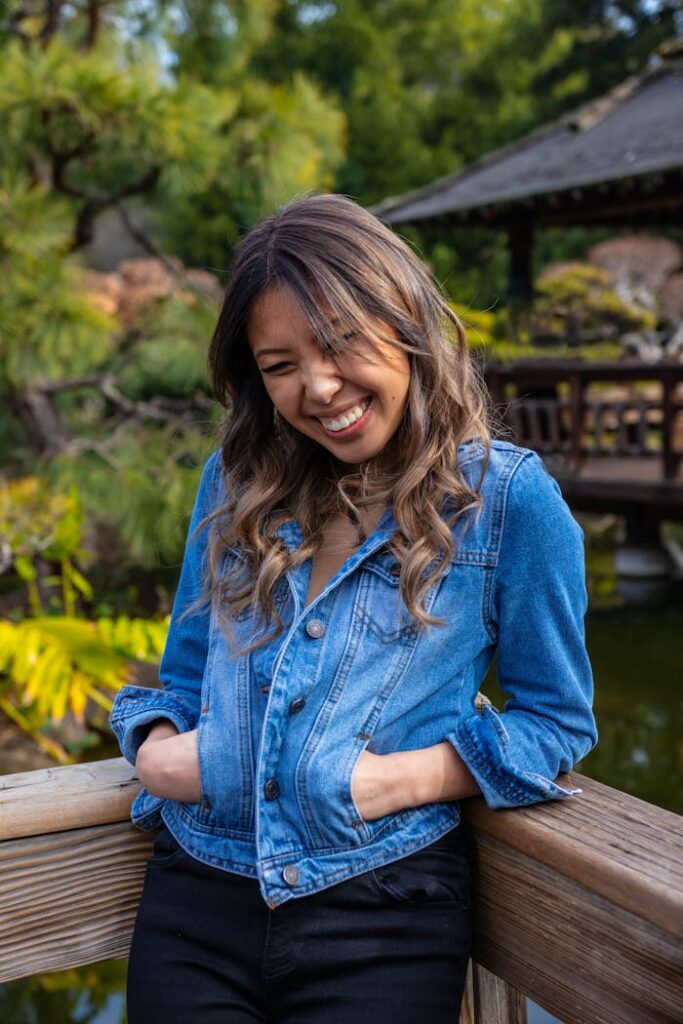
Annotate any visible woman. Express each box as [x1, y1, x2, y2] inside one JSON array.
[[110, 193, 597, 1024]]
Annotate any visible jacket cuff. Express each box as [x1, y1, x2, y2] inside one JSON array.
[[447, 704, 583, 810], [130, 788, 166, 831], [109, 684, 199, 765]]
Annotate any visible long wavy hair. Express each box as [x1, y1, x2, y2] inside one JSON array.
[[201, 193, 493, 644]]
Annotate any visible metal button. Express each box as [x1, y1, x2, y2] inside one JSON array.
[[264, 778, 280, 800], [305, 619, 325, 639], [282, 865, 300, 886], [289, 697, 306, 715]]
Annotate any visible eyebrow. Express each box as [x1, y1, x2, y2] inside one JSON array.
[[253, 347, 291, 358]]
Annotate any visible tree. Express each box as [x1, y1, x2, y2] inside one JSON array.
[[247, 0, 680, 306], [0, 0, 344, 581]]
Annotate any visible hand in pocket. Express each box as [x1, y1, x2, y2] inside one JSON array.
[[351, 749, 406, 821], [136, 728, 202, 803]]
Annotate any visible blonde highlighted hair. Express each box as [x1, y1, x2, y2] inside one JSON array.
[[202, 193, 493, 643]]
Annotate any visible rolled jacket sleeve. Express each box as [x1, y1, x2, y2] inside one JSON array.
[[448, 451, 598, 809], [109, 450, 220, 767]]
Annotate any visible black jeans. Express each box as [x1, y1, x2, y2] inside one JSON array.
[[127, 823, 474, 1024]]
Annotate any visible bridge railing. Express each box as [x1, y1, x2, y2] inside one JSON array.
[[485, 360, 683, 480], [1, 760, 681, 1023]]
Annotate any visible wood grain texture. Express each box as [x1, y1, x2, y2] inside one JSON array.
[[460, 960, 476, 1024], [469, 832, 681, 1023], [462, 772, 683, 941], [0, 758, 137, 841], [0, 821, 150, 983], [460, 961, 527, 1024]]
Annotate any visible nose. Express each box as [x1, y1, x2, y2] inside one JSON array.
[[302, 353, 343, 407]]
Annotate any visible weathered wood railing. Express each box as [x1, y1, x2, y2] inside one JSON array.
[[485, 360, 683, 481], [1, 762, 681, 1022]]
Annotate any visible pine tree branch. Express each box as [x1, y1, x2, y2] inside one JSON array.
[[71, 166, 162, 249], [39, 375, 103, 394], [8, 3, 32, 48], [35, 375, 211, 424], [116, 203, 185, 281], [39, 0, 63, 46], [83, 0, 100, 49]]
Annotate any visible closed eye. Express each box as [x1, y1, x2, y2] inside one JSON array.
[[261, 362, 293, 374], [320, 330, 359, 356]]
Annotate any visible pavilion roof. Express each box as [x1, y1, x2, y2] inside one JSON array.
[[373, 53, 683, 229]]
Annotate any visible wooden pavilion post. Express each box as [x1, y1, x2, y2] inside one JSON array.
[[506, 222, 534, 343], [661, 366, 679, 480]]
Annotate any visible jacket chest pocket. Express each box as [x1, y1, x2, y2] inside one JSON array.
[[356, 550, 421, 646]]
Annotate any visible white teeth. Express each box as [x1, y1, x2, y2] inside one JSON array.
[[321, 400, 369, 432]]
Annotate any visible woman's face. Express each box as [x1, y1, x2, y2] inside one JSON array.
[[247, 285, 411, 465]]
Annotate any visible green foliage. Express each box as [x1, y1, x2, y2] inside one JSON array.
[[0, 478, 83, 563], [0, 472, 172, 764], [450, 303, 497, 348], [0, 477, 92, 616], [473, 337, 624, 365], [250, 0, 677, 202], [0, 614, 168, 760], [117, 298, 215, 399], [158, 71, 345, 266], [533, 263, 657, 342], [119, 336, 209, 400], [168, 0, 279, 84], [0, 958, 127, 1024], [452, 266, 642, 362], [47, 429, 217, 570], [0, 176, 116, 390], [245, 0, 678, 300], [0, 37, 224, 198]]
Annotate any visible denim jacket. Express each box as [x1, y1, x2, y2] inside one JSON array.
[[110, 439, 597, 907]]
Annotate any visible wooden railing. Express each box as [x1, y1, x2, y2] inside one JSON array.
[[1, 761, 681, 1022], [485, 360, 683, 480]]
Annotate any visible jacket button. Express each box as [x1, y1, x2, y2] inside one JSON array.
[[289, 697, 306, 715], [282, 865, 299, 886], [305, 619, 325, 638], [264, 778, 280, 800]]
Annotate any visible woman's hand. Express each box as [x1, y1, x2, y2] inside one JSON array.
[[351, 743, 482, 821], [136, 723, 202, 803]]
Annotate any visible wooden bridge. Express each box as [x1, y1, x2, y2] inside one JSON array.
[[485, 360, 683, 522], [0, 760, 681, 1022]]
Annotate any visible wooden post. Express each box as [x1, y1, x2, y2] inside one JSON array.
[[487, 368, 506, 428], [461, 960, 527, 1024], [568, 371, 584, 472], [507, 223, 534, 342], [662, 368, 678, 480]]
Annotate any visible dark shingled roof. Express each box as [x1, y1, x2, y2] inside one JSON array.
[[373, 56, 683, 229]]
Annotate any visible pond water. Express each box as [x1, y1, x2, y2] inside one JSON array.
[[2, 553, 681, 1023]]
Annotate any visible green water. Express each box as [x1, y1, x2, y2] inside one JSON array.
[[2, 576, 681, 1022], [582, 602, 682, 814], [484, 600, 683, 815]]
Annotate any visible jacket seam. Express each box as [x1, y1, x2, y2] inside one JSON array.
[[483, 449, 536, 639]]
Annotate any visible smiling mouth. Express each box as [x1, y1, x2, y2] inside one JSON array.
[[317, 397, 372, 435]]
